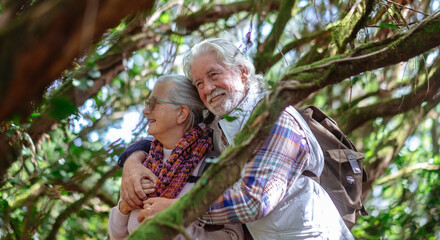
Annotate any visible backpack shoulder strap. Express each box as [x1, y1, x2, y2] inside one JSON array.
[[299, 105, 357, 151], [187, 150, 217, 183]]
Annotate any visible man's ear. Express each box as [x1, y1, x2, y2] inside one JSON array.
[[176, 105, 190, 125], [239, 65, 249, 83]]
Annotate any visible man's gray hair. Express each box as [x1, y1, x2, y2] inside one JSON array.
[[156, 74, 205, 130], [182, 38, 266, 94]]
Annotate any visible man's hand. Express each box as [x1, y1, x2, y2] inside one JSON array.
[[120, 151, 158, 208], [137, 197, 178, 222]]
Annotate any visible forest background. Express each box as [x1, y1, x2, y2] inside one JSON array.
[[0, 0, 439, 239]]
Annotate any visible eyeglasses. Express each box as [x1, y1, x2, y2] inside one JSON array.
[[145, 97, 180, 111]]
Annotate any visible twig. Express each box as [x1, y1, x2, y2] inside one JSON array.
[[298, 11, 439, 71], [384, 0, 429, 16], [376, 163, 440, 185]]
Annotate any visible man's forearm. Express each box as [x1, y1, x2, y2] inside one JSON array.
[[124, 151, 147, 167], [118, 139, 152, 167]]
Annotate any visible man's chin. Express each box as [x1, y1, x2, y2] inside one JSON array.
[[208, 104, 232, 117]]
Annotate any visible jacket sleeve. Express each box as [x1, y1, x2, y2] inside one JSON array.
[[118, 140, 152, 167], [108, 202, 130, 240]]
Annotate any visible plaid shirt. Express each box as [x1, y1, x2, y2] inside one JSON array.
[[200, 106, 310, 224]]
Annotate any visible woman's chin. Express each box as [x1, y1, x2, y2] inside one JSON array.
[[147, 129, 155, 136]]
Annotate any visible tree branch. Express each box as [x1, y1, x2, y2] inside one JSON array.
[[332, 0, 375, 53], [54, 180, 117, 207], [340, 65, 440, 133], [0, 19, 167, 186], [0, 0, 155, 122], [46, 165, 119, 240], [254, 0, 297, 71], [175, 0, 281, 33], [281, 11, 440, 97], [375, 163, 440, 185], [361, 101, 438, 199], [262, 29, 332, 71]]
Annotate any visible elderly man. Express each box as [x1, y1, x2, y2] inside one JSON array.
[[120, 38, 354, 239]]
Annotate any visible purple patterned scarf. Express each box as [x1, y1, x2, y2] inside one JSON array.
[[143, 126, 212, 199]]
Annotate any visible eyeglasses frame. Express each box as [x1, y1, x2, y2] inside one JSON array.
[[145, 97, 180, 111]]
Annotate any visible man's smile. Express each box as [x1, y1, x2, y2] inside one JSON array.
[[209, 93, 225, 104]]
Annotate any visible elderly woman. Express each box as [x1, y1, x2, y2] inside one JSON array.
[[108, 74, 244, 240]]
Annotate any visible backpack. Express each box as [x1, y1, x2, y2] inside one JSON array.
[[298, 105, 368, 229]]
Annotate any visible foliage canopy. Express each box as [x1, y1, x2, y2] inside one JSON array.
[[0, 0, 439, 239]]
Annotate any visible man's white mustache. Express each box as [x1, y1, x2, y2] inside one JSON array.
[[207, 89, 227, 103]]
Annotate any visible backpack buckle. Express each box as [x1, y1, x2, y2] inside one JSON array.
[[348, 155, 362, 174]]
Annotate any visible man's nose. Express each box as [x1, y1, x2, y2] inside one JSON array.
[[204, 80, 216, 94]]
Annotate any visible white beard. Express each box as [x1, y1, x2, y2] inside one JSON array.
[[207, 88, 246, 117]]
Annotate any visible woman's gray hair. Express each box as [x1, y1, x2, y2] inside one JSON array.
[[156, 74, 205, 130], [182, 38, 266, 94]]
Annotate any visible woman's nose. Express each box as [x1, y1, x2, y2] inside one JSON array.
[[142, 106, 151, 115]]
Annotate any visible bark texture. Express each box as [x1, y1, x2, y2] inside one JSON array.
[[0, 0, 155, 122]]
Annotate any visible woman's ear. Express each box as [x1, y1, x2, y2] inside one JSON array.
[[176, 105, 190, 125]]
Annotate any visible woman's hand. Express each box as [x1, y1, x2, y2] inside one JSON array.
[[141, 178, 156, 195], [137, 197, 178, 222], [119, 178, 155, 215]]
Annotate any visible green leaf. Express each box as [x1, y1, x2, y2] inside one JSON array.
[[379, 22, 398, 30], [200, 178, 207, 185], [352, 76, 361, 85], [223, 115, 238, 122], [87, 79, 94, 87], [268, 79, 276, 89], [73, 78, 90, 91], [206, 157, 220, 164], [5, 129, 14, 137], [47, 97, 78, 120], [88, 68, 101, 79], [159, 12, 170, 24]]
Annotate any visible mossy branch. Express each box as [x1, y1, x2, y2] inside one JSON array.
[[332, 0, 375, 53], [339, 66, 440, 133], [175, 0, 281, 33], [282, 11, 440, 87]]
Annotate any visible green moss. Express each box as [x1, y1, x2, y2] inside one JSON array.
[[421, 19, 440, 33]]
